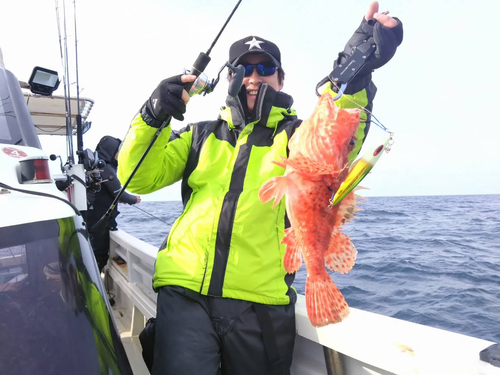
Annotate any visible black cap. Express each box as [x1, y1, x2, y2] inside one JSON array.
[[229, 36, 281, 68]]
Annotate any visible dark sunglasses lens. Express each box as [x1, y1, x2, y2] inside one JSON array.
[[244, 65, 254, 77], [257, 64, 277, 76], [243, 64, 277, 77]]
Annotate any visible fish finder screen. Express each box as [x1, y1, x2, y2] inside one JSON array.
[[32, 70, 59, 86]]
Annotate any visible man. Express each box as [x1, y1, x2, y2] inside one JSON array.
[[86, 135, 141, 271], [118, 2, 403, 374]]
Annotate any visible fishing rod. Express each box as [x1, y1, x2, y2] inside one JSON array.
[[55, 0, 75, 164], [73, 0, 84, 163], [91, 0, 244, 236]]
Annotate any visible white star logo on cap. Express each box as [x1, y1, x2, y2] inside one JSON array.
[[245, 37, 264, 50]]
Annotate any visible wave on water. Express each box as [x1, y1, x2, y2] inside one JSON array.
[[117, 194, 500, 344]]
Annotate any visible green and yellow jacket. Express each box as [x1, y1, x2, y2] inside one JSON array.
[[118, 82, 375, 305]]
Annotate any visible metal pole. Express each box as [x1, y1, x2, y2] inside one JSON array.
[[323, 347, 344, 375]]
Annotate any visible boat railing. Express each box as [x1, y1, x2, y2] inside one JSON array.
[[109, 229, 157, 321], [108, 229, 499, 375]]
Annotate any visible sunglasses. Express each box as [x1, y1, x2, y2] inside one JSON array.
[[242, 63, 278, 77]]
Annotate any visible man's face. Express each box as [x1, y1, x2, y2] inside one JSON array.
[[239, 53, 283, 113]]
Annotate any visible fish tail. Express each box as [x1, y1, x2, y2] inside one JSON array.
[[282, 228, 302, 273], [258, 175, 289, 207], [325, 230, 357, 274], [306, 274, 349, 327]]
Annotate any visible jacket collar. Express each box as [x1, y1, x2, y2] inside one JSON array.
[[222, 84, 296, 129]]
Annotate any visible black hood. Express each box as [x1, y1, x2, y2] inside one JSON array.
[[95, 136, 121, 168]]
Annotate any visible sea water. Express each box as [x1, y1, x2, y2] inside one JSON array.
[[116, 194, 500, 344]]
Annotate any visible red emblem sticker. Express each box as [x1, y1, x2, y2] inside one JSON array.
[[2, 147, 28, 158]]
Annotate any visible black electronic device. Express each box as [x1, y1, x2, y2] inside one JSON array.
[[28, 66, 61, 96]]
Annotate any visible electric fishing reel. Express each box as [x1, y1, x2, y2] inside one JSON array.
[[86, 169, 105, 193], [78, 148, 106, 193], [51, 149, 106, 192]]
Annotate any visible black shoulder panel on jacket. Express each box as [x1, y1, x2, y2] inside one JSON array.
[[169, 124, 191, 142], [179, 120, 239, 207]]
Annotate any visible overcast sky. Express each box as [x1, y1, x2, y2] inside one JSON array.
[[1, 0, 499, 201]]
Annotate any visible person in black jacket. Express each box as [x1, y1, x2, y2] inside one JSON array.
[[86, 135, 141, 271]]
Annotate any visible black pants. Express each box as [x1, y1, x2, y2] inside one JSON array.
[[90, 227, 110, 272], [152, 286, 295, 375], [84, 210, 113, 272]]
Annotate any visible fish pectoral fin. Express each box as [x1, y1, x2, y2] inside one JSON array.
[[272, 159, 287, 169], [325, 231, 357, 274], [282, 228, 302, 273], [258, 175, 289, 207]]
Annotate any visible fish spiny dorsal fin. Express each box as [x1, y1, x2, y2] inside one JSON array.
[[336, 187, 367, 226]]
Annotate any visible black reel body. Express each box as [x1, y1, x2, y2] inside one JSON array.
[[78, 148, 106, 193]]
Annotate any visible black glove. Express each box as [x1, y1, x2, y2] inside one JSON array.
[[334, 17, 403, 93], [141, 74, 187, 128]]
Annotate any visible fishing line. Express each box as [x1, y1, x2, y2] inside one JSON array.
[[331, 82, 390, 132], [91, 0, 244, 237], [316, 81, 397, 208], [131, 204, 170, 225], [322, 176, 334, 192], [331, 82, 395, 153], [321, 164, 350, 207]]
